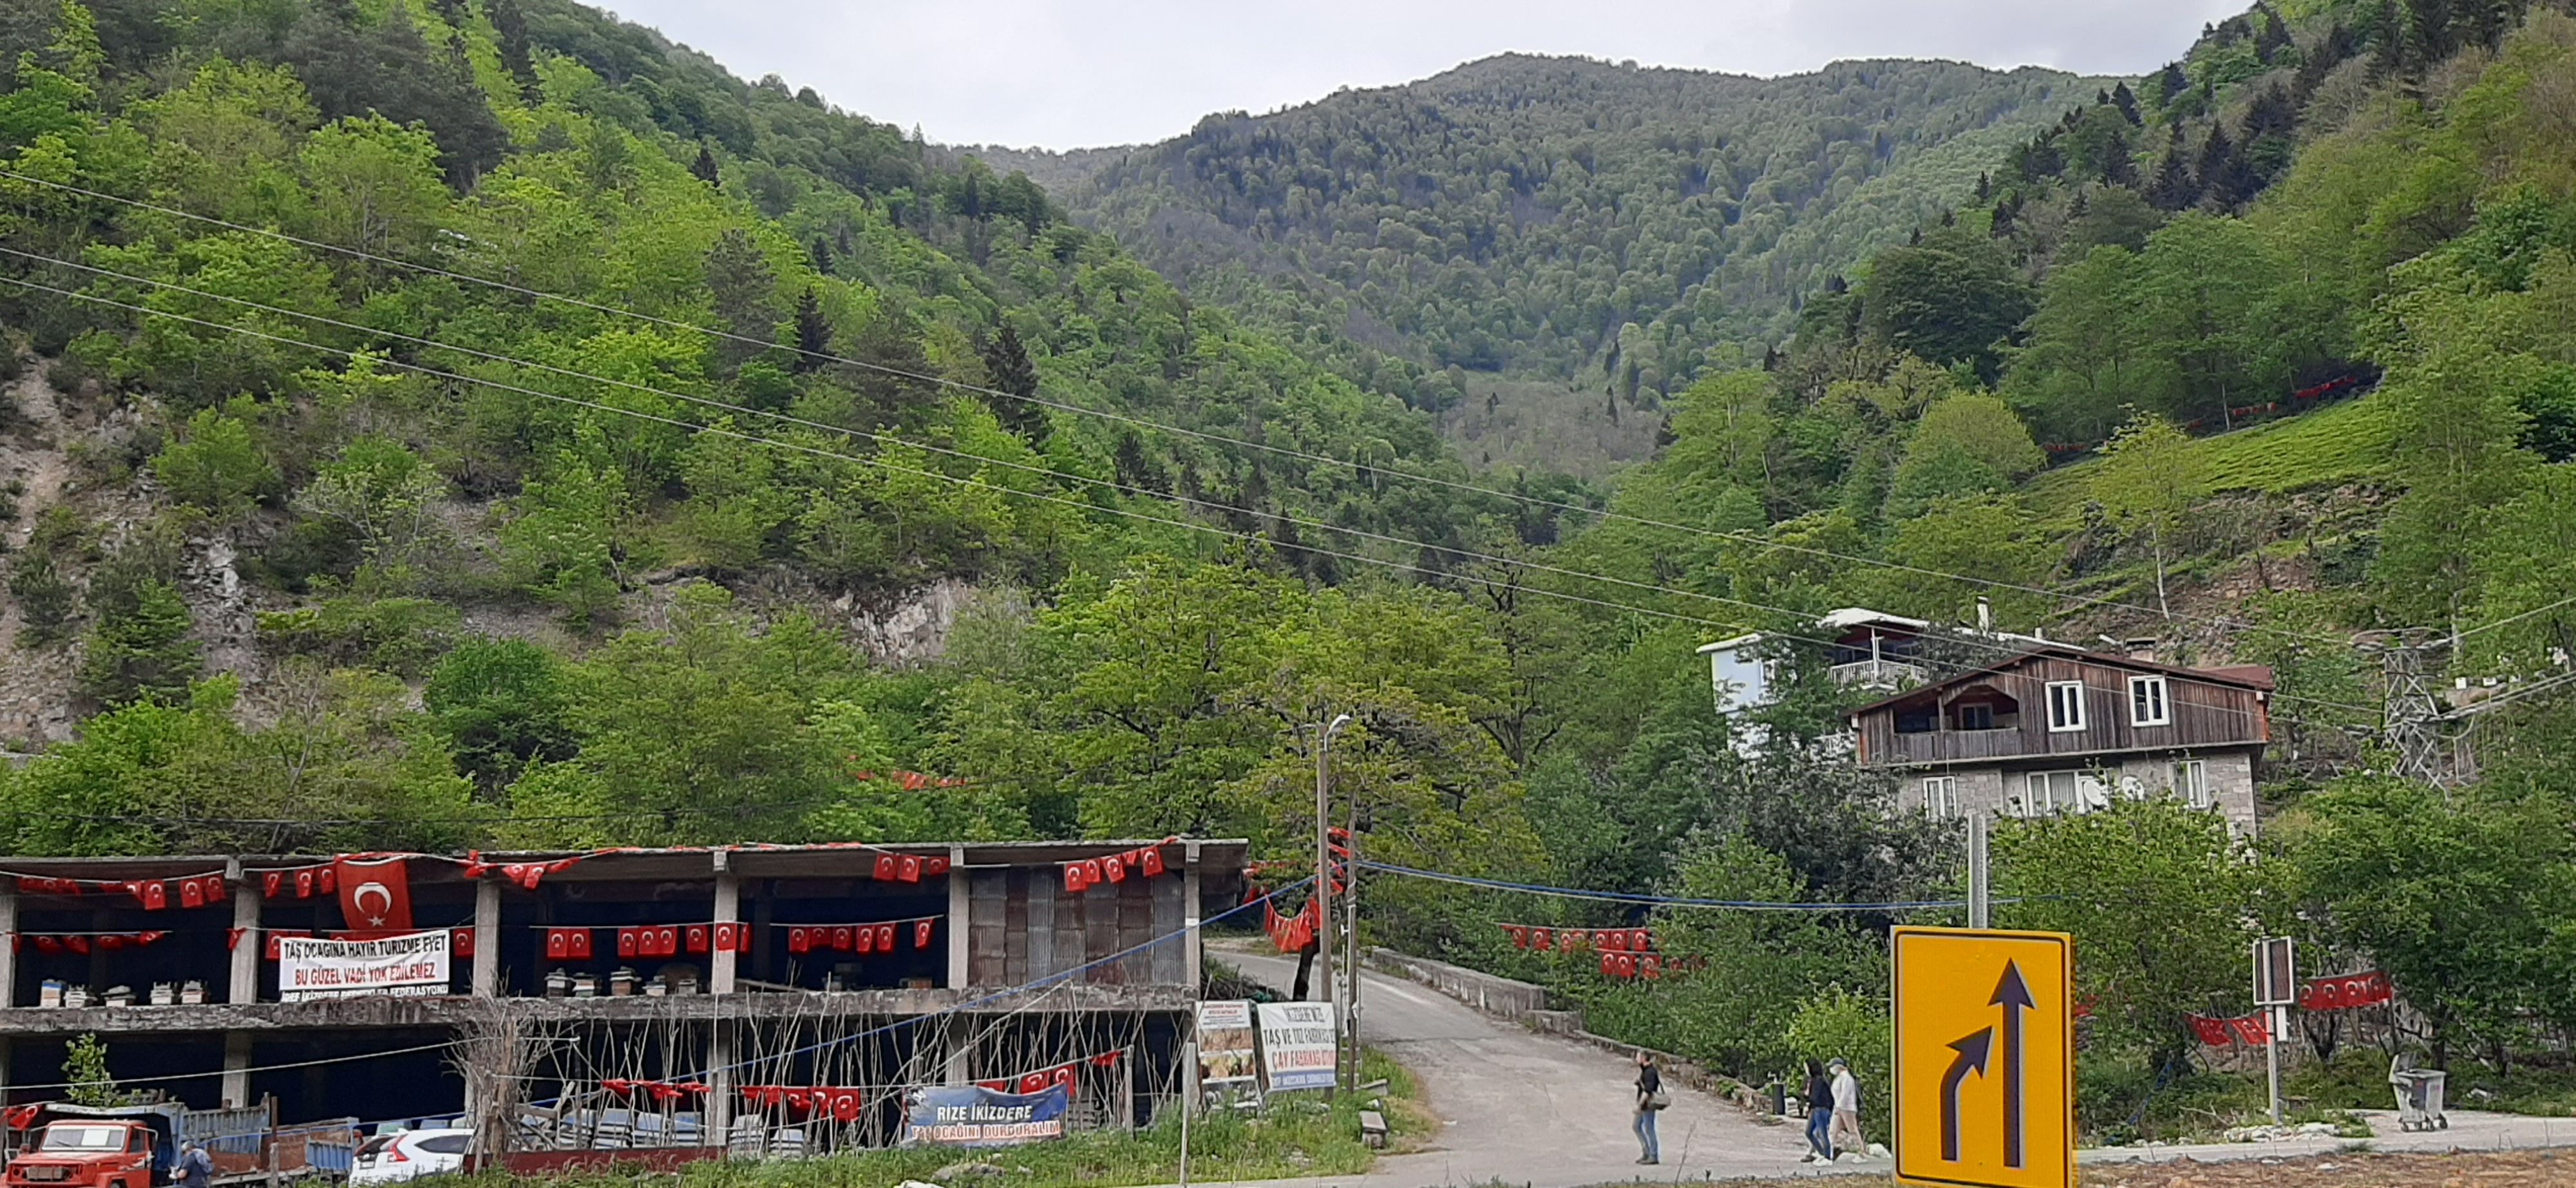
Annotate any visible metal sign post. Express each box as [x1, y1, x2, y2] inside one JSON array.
[[2253, 937, 2296, 1126]]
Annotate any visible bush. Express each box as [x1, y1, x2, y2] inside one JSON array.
[[1783, 986, 1892, 1145], [256, 597, 463, 678]]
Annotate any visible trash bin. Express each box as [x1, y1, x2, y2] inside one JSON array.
[[2390, 1069, 2447, 1131]]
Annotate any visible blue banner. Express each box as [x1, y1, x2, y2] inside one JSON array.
[[904, 1084, 1070, 1147]]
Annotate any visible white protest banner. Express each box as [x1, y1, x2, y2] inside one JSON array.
[[1196, 1000, 1259, 1086], [1256, 1001, 1338, 1091], [279, 930, 452, 1001]]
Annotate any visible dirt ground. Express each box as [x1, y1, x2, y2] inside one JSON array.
[[2077, 1150, 2573, 1186]]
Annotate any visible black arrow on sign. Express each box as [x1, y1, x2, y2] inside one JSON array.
[[1991, 960, 2036, 1169], [1940, 1026, 1993, 1162]]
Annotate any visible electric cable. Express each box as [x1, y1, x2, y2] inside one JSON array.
[[0, 168, 2379, 651]]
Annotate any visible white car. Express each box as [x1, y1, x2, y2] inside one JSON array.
[[348, 1130, 472, 1186]]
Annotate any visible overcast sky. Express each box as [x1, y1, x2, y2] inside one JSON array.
[[599, 0, 2246, 150]]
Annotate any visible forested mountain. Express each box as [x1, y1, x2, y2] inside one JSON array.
[[1, 0, 2575, 1136], [1004, 54, 2114, 474]]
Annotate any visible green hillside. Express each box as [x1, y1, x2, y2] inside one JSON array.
[[1005, 54, 2114, 474]]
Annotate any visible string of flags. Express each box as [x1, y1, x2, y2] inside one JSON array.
[[15, 874, 228, 910], [601, 1079, 712, 1102], [2187, 1011, 2275, 1047], [1061, 839, 1178, 894], [12, 930, 169, 953], [784, 918, 938, 955], [543, 924, 756, 962], [737, 1086, 884, 1122], [972, 1049, 1126, 1100], [2300, 970, 2394, 1011], [1264, 896, 1320, 953], [1500, 923, 1655, 953]]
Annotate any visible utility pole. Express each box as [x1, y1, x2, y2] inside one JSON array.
[[1343, 787, 1363, 1091], [1314, 713, 1352, 1102], [1966, 810, 1990, 930]]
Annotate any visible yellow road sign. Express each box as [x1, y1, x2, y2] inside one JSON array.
[[1893, 927, 2076, 1188]]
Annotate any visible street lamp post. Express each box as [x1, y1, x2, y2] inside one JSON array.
[[1315, 713, 1352, 1101]]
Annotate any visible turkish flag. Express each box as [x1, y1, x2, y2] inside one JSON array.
[[335, 856, 414, 938]]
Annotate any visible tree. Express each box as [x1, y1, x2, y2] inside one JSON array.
[[153, 408, 274, 517], [704, 228, 780, 375], [1886, 393, 2045, 517], [78, 579, 200, 707], [2090, 414, 2207, 620], [62, 1034, 132, 1106], [790, 286, 831, 372], [1995, 798, 2284, 1062], [977, 324, 1051, 443], [292, 436, 451, 590], [423, 637, 578, 794], [1870, 497, 2054, 628], [2284, 778, 2572, 1068], [690, 144, 720, 186], [1858, 229, 2036, 381], [2008, 245, 2167, 443]]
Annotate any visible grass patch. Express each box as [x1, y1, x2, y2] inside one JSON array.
[[458, 1049, 1423, 1188], [2023, 395, 2398, 520], [2290, 1048, 2576, 1118]]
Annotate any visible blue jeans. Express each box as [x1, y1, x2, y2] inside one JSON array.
[[1633, 1108, 1659, 1162], [1806, 1108, 1834, 1158]]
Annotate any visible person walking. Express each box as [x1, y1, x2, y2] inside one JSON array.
[[1828, 1057, 1865, 1157], [176, 1142, 214, 1188], [1802, 1058, 1836, 1162], [1632, 1049, 1664, 1165]]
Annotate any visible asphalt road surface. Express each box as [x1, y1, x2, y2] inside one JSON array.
[[1217, 948, 1824, 1187]]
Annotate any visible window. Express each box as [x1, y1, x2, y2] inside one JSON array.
[[1923, 777, 1959, 819], [2023, 771, 2106, 814], [2045, 681, 2087, 732], [413, 1135, 473, 1156], [1957, 703, 1995, 731], [2172, 760, 2211, 809], [2129, 676, 2171, 726]]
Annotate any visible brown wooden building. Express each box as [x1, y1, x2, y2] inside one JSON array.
[[1851, 647, 2273, 830]]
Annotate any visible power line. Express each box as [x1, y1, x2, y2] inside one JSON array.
[[0, 269, 2383, 729], [0, 169, 2372, 651], [0, 273, 1725, 636], [2452, 593, 2576, 642]]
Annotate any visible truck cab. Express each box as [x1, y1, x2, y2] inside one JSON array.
[[5, 1120, 166, 1188]]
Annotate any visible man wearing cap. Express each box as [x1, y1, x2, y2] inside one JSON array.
[[177, 1140, 214, 1188]]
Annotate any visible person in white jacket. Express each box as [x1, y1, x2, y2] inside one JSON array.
[[1828, 1057, 1864, 1156]]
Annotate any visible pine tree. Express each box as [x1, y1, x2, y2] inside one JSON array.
[[2154, 63, 2189, 105], [488, 0, 538, 99], [2110, 82, 2143, 126], [791, 287, 831, 372], [705, 229, 779, 374], [809, 236, 834, 277], [691, 144, 721, 187], [976, 325, 1051, 444], [2196, 126, 2257, 209], [77, 579, 200, 707], [1974, 172, 1991, 202], [2148, 129, 2199, 211]]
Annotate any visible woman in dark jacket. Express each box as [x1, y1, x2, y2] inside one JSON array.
[[1803, 1058, 1835, 1162], [1633, 1049, 1663, 1165]]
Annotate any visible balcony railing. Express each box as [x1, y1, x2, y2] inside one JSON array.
[[1828, 658, 1927, 690]]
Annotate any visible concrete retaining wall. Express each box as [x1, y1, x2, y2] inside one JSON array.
[[1363, 948, 1553, 1022]]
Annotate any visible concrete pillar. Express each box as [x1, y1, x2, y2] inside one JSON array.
[[1182, 841, 1202, 993], [221, 1030, 252, 1107], [470, 877, 501, 998], [0, 881, 17, 1009], [945, 846, 969, 990], [942, 1018, 970, 1085], [705, 1023, 734, 1153], [710, 852, 739, 995], [227, 861, 260, 1006]]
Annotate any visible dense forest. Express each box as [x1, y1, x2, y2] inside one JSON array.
[[0, 0, 2573, 1143], [1007, 54, 2112, 474]]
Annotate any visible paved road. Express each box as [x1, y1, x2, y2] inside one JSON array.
[[1198, 948, 2576, 1187], [1216, 949, 1826, 1187]]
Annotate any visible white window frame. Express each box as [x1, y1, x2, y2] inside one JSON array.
[[2129, 675, 2172, 727], [2172, 760, 2211, 809], [2025, 771, 2080, 814], [2045, 681, 2087, 733], [1922, 776, 1959, 819]]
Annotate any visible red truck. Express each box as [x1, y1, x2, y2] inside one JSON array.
[[3, 1102, 357, 1188]]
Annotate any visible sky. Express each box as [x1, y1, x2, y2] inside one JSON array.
[[598, 0, 2251, 151]]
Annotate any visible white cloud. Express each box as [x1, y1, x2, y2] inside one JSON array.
[[597, 0, 2246, 149]]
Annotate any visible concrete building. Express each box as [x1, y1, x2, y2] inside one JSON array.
[[0, 841, 1247, 1151]]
